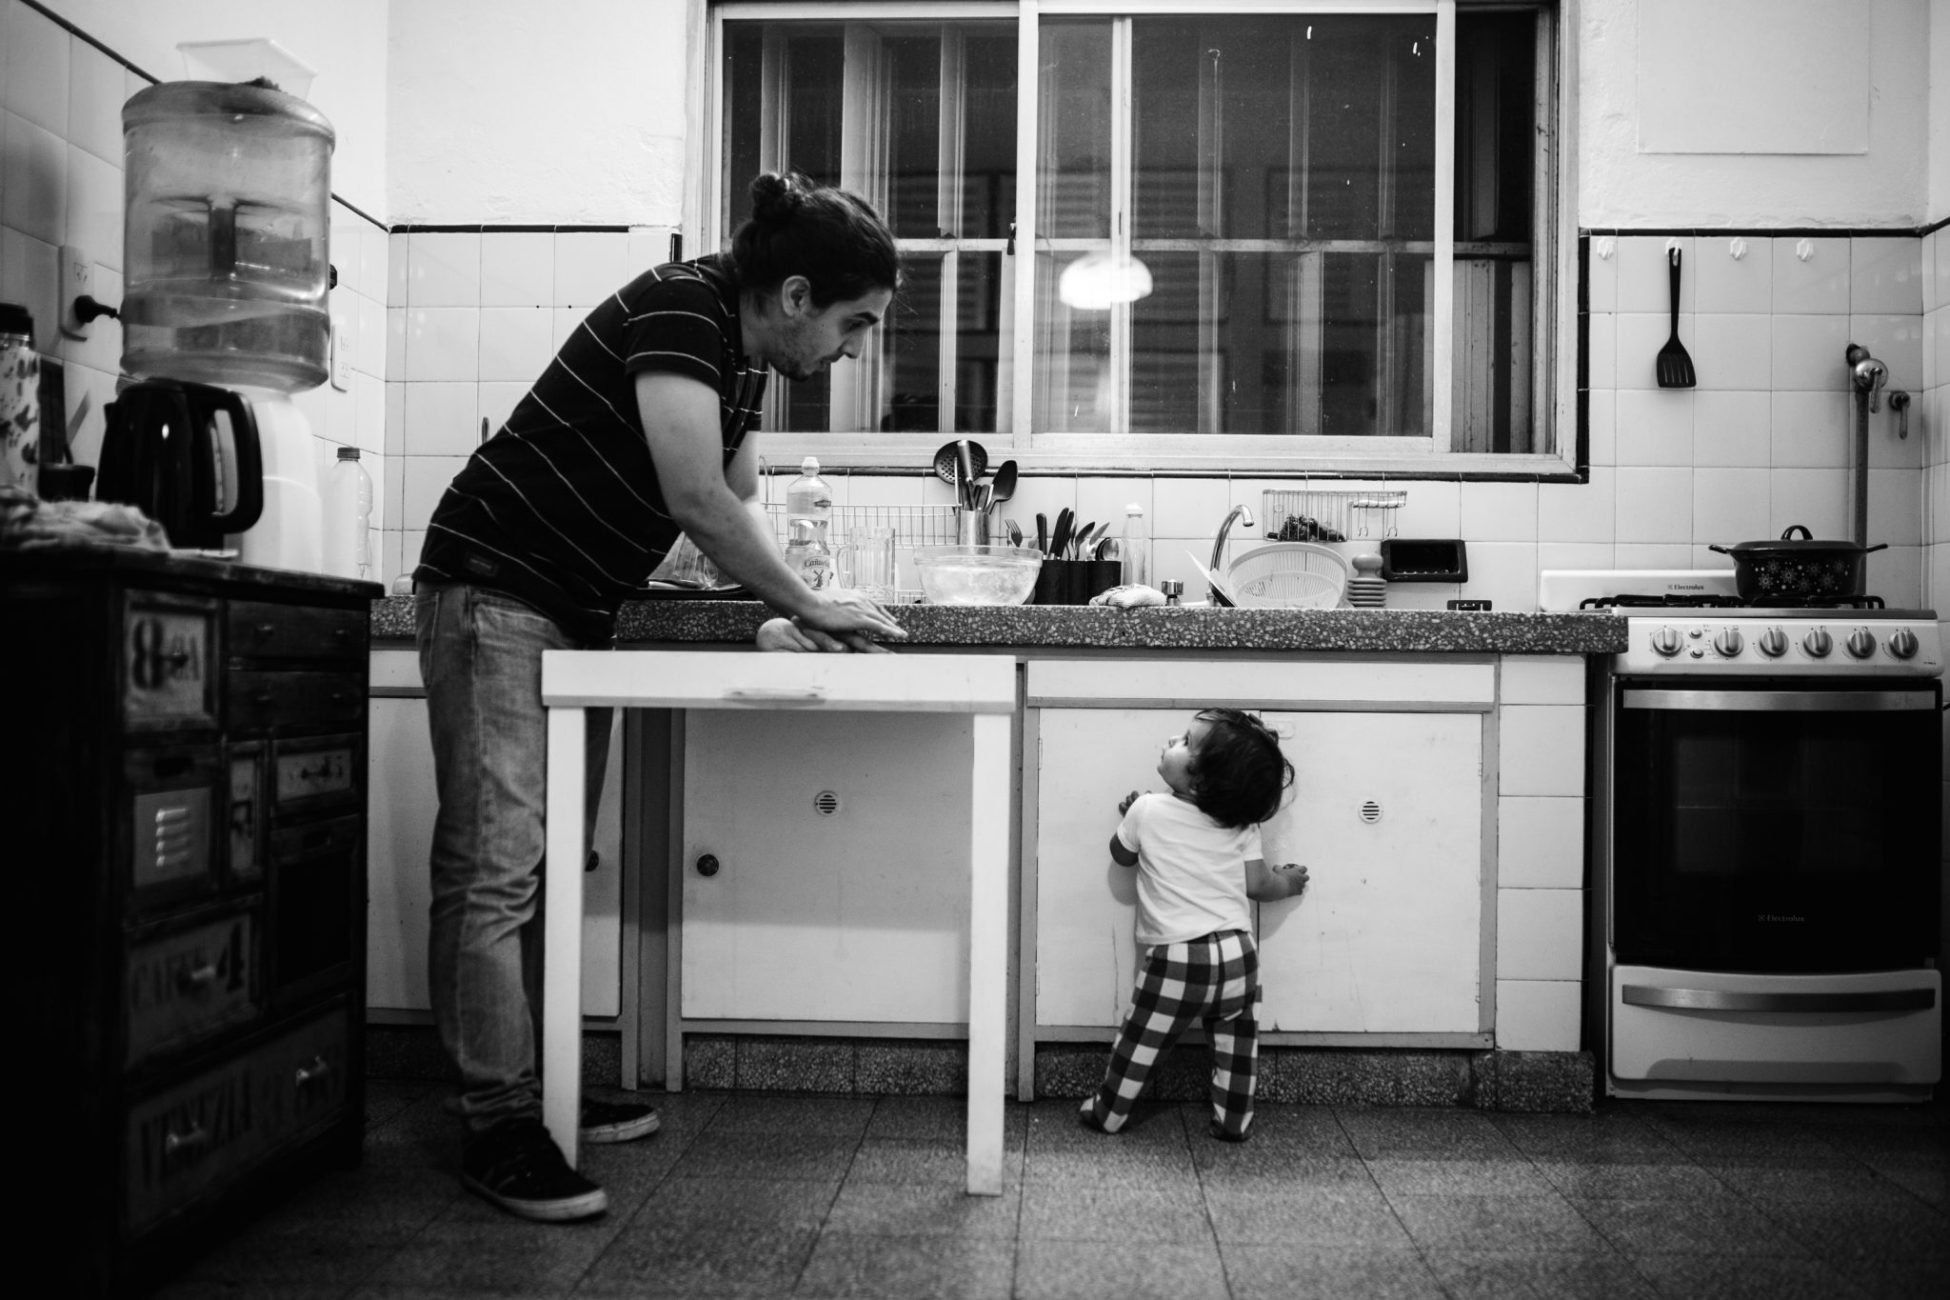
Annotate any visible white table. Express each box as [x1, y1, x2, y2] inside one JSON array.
[[540, 648, 1016, 1195]]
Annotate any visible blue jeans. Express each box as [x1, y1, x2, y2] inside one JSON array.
[[415, 582, 613, 1134]]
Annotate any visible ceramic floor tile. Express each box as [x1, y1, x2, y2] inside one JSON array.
[[1017, 1180, 1214, 1243], [1419, 1248, 1660, 1300], [1386, 1193, 1613, 1253], [1218, 1242, 1446, 1300], [360, 1211, 623, 1295], [623, 1176, 838, 1236], [1628, 1250, 1874, 1300], [575, 1225, 818, 1298], [863, 1095, 1030, 1149], [703, 1094, 876, 1137], [1569, 1194, 1817, 1259], [1335, 1108, 1523, 1159], [823, 1180, 1024, 1238], [666, 1130, 859, 1183], [1201, 1182, 1410, 1247], [1365, 1156, 1560, 1197], [793, 1232, 1016, 1299], [1757, 1196, 1950, 1262], [1013, 1239, 1230, 1300], [1188, 1149, 1376, 1188], [846, 1138, 1025, 1187], [1530, 1158, 1736, 1200]]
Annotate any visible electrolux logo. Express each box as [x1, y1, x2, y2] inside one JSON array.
[[1758, 913, 1806, 924]]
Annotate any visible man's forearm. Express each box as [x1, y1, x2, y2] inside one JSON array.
[[672, 488, 820, 619]]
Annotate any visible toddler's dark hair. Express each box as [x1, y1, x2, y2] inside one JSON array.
[[1187, 708, 1293, 829], [728, 171, 901, 307]]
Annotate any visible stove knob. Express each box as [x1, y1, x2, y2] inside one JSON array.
[[1845, 629, 1877, 660], [1711, 628, 1745, 658], [1649, 627, 1683, 658], [1755, 627, 1789, 658], [1888, 628, 1920, 660], [1802, 628, 1833, 658]]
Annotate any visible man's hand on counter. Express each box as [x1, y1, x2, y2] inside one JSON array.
[[756, 616, 894, 653]]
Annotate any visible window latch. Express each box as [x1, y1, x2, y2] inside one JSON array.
[[1006, 221, 1015, 256]]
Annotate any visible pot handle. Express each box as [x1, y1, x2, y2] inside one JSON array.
[[1708, 544, 1731, 555], [1779, 524, 1813, 540], [1864, 543, 1889, 555]]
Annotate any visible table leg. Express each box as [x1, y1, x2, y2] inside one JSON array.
[[543, 705, 587, 1168], [965, 712, 1008, 1196]]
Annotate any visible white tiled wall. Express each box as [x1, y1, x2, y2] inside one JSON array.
[[0, 0, 389, 559]]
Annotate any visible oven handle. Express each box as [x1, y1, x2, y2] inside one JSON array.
[[1623, 985, 1937, 1013], [1621, 688, 1939, 713]]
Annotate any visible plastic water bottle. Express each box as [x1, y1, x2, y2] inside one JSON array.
[[784, 455, 833, 584], [325, 445, 373, 580], [1120, 502, 1150, 588], [784, 517, 833, 589]]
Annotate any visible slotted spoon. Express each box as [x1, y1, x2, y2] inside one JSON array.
[[1656, 247, 1696, 389]]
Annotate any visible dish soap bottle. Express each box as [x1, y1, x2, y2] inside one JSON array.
[[784, 518, 833, 589], [0, 303, 40, 493]]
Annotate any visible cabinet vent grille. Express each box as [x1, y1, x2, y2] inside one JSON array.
[[813, 790, 842, 816], [1358, 800, 1382, 824]]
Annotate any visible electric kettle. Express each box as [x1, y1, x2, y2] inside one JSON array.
[[96, 378, 262, 549]]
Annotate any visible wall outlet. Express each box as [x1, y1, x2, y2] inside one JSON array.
[[59, 246, 93, 340], [330, 314, 352, 390]]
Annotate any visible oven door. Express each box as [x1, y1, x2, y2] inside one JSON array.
[[1610, 680, 1942, 973]]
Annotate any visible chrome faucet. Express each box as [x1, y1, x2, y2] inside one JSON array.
[[1847, 343, 1887, 414], [1208, 504, 1255, 602]]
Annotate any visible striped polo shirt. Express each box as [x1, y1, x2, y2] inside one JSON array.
[[415, 254, 767, 641]]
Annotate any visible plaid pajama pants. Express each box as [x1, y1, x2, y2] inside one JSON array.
[[1082, 929, 1260, 1139]]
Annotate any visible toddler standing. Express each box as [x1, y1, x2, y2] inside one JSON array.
[[1081, 708, 1308, 1142]]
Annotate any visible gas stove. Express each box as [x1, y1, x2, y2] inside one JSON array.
[[1538, 570, 1942, 678]]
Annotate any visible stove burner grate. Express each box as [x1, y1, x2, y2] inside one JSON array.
[[1580, 593, 1886, 611]]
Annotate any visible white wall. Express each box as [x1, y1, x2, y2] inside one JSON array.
[[1933, 0, 1950, 223], [32, 0, 391, 218], [1579, 0, 1932, 227], [385, 0, 694, 225]]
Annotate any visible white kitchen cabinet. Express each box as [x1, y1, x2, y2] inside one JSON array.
[[1255, 710, 1484, 1035], [364, 652, 624, 1017], [680, 709, 974, 1024], [1025, 658, 1492, 1062]]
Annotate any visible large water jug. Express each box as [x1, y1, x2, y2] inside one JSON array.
[[121, 80, 335, 393]]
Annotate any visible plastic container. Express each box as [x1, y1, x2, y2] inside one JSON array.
[[1120, 502, 1150, 588], [784, 455, 833, 540], [0, 302, 40, 492], [324, 446, 372, 579], [121, 79, 335, 393], [784, 517, 834, 589]]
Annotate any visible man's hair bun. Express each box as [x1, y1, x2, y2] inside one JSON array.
[[728, 171, 899, 307]]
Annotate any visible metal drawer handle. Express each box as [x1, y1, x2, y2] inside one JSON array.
[[164, 1123, 209, 1155], [1623, 984, 1937, 1013], [722, 687, 826, 703], [294, 1056, 332, 1088], [177, 962, 218, 991]]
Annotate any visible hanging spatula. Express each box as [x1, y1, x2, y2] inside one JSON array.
[[1656, 247, 1696, 389]]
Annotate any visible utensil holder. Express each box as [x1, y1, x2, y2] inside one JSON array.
[[1032, 558, 1122, 605], [955, 508, 991, 546]]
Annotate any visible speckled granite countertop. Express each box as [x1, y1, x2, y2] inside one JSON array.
[[369, 595, 1625, 655]]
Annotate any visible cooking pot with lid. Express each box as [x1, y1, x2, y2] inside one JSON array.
[[1708, 525, 1886, 600]]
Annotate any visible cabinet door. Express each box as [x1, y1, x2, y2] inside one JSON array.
[[1257, 711, 1483, 1034], [681, 710, 972, 1023], [363, 682, 624, 1016], [1032, 708, 1179, 1028]]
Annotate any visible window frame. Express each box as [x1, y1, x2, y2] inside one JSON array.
[[698, 0, 1577, 479]]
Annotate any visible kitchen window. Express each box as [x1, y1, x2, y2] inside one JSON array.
[[707, 1, 1568, 473]]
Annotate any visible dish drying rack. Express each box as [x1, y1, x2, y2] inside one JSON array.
[[1260, 487, 1406, 543], [763, 502, 960, 604]]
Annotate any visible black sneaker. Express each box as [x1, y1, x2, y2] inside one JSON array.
[[580, 1096, 660, 1144], [461, 1119, 608, 1222]]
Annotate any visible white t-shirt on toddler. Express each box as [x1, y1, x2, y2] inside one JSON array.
[[1115, 792, 1262, 946]]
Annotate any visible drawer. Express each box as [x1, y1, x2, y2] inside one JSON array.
[[270, 735, 360, 813], [228, 671, 366, 732], [126, 908, 260, 1067], [268, 822, 360, 1003], [122, 594, 219, 732], [228, 600, 367, 664], [125, 747, 224, 901], [227, 742, 265, 884], [124, 1005, 353, 1235]]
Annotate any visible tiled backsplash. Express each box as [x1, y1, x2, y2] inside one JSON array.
[[5, 0, 1946, 615], [0, 0, 387, 560]]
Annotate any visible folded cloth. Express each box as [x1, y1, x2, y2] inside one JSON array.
[[1089, 583, 1165, 609], [0, 484, 171, 551]]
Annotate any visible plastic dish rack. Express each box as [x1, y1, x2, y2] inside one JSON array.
[[764, 503, 960, 603], [1226, 542, 1350, 609], [1261, 487, 1406, 543]]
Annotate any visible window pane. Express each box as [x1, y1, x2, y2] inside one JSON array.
[[1038, 21, 1112, 240], [722, 18, 1017, 434], [1033, 250, 1112, 431]]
